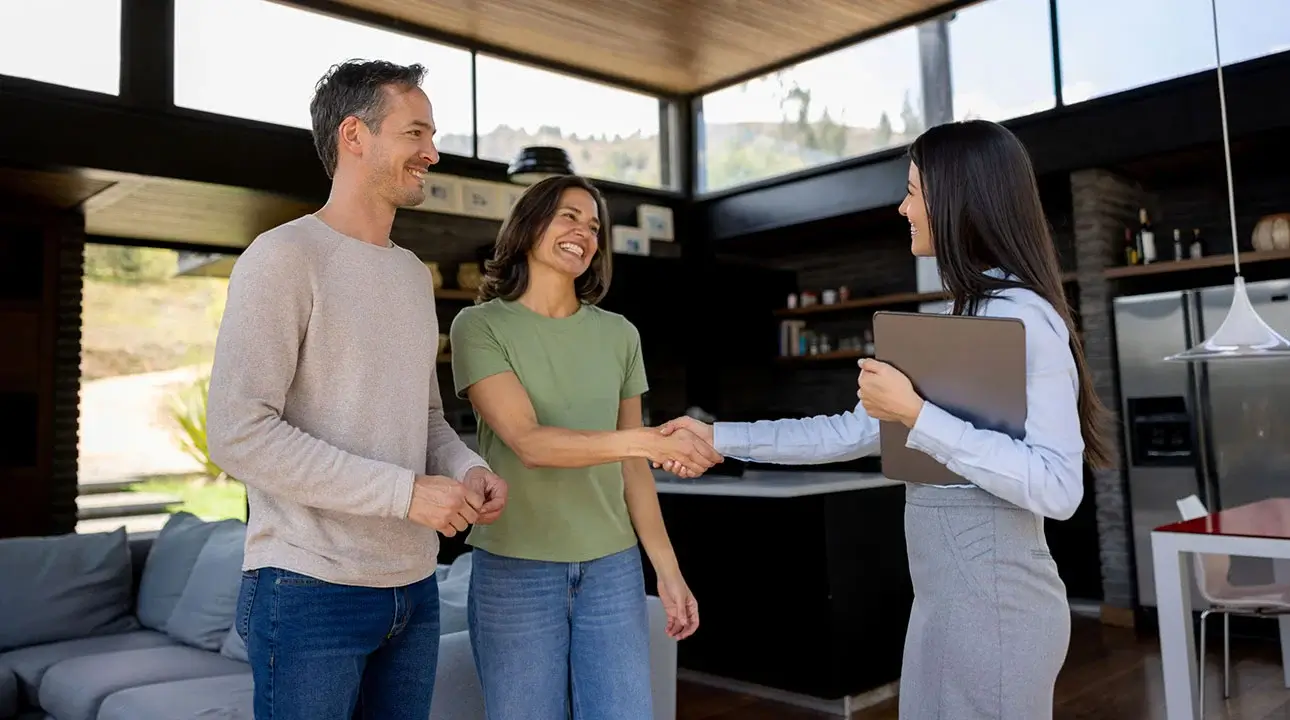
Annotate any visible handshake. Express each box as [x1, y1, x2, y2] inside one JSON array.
[[644, 415, 724, 479]]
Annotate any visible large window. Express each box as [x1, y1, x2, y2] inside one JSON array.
[[948, 0, 1057, 122], [1058, 0, 1290, 104], [474, 55, 668, 189], [77, 244, 244, 535], [0, 0, 121, 95], [173, 0, 475, 157], [698, 27, 923, 193]]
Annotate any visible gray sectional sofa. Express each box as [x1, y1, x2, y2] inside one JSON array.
[[0, 512, 678, 720]]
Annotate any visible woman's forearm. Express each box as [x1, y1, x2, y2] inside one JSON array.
[[622, 457, 679, 576], [509, 426, 650, 469], [713, 404, 882, 465]]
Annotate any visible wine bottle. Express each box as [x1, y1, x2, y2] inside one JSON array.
[[1138, 208, 1156, 264], [1124, 227, 1140, 265]]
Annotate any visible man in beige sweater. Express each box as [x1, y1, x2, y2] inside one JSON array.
[[207, 59, 508, 720]]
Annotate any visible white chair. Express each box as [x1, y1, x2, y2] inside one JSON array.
[[1176, 494, 1290, 710]]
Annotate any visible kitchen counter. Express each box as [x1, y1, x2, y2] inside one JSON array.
[[645, 470, 912, 707], [654, 469, 899, 498]]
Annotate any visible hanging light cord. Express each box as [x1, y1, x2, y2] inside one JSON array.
[[1210, 0, 1241, 276]]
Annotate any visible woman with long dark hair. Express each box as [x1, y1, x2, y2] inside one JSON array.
[[660, 120, 1112, 719], [449, 174, 711, 719]]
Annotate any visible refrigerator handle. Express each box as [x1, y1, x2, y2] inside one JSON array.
[[1183, 291, 1219, 509]]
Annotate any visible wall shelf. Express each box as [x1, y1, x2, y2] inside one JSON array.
[[1103, 249, 1290, 279], [774, 291, 948, 318], [775, 350, 869, 363], [773, 272, 1078, 318]]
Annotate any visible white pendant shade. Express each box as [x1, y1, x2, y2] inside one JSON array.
[[1165, 276, 1290, 361], [1162, 0, 1290, 363]]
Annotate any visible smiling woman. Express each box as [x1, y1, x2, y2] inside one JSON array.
[[448, 174, 711, 719]]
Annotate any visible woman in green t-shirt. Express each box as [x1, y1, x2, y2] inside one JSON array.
[[449, 174, 718, 719]]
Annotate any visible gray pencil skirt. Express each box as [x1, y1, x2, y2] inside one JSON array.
[[898, 482, 1071, 720]]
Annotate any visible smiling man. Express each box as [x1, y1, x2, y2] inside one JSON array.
[[206, 60, 508, 719]]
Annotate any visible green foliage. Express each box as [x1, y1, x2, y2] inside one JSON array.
[[168, 373, 228, 482], [84, 245, 178, 284], [133, 476, 247, 522], [81, 244, 229, 381], [700, 73, 926, 192]]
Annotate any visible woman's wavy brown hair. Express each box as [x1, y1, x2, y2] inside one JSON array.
[[477, 175, 613, 305]]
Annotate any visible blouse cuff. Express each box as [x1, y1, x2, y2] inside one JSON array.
[[905, 401, 969, 462], [712, 422, 751, 459]]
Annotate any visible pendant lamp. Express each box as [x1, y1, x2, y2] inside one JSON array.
[[1164, 0, 1290, 362], [507, 146, 574, 185]]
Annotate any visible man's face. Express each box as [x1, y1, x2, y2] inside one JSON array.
[[362, 85, 441, 208]]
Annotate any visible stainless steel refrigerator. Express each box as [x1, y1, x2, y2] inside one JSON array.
[[1113, 278, 1290, 608]]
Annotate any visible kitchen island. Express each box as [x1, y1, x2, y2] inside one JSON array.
[[645, 469, 912, 715]]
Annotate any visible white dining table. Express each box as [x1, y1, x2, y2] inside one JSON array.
[[1152, 497, 1290, 719]]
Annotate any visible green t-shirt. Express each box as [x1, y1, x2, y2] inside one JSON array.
[[449, 299, 648, 562]]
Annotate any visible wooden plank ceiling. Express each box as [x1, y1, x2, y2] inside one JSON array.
[[323, 0, 965, 94]]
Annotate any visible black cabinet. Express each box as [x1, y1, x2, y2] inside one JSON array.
[[644, 483, 912, 700]]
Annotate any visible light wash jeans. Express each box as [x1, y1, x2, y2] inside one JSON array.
[[236, 567, 441, 720], [467, 545, 652, 720]]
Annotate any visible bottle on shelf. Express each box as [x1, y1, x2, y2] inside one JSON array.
[[1137, 208, 1156, 264], [1189, 228, 1204, 259], [1172, 228, 1183, 261], [1124, 227, 1140, 266]]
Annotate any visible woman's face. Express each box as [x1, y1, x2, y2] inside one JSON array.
[[529, 187, 601, 278], [898, 161, 934, 257]]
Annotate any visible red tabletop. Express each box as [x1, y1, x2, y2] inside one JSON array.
[[1156, 498, 1290, 540]]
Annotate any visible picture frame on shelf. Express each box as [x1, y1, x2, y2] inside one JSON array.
[[461, 181, 505, 220], [637, 204, 674, 241], [415, 175, 463, 215], [611, 225, 650, 256]]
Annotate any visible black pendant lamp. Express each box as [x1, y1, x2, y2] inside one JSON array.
[[507, 146, 574, 185]]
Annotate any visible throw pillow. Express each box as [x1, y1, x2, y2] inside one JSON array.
[[0, 528, 139, 652], [164, 520, 246, 651], [135, 511, 221, 631]]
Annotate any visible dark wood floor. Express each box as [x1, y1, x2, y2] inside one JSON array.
[[676, 616, 1290, 719]]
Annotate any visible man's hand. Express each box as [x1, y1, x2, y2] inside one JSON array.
[[408, 475, 484, 536], [462, 466, 508, 525]]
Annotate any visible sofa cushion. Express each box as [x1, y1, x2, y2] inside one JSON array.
[[429, 629, 484, 720], [438, 552, 472, 636], [97, 673, 253, 720], [38, 646, 248, 720], [0, 662, 17, 719], [136, 512, 222, 631], [165, 522, 245, 650], [0, 630, 175, 704], [218, 626, 248, 664], [0, 529, 139, 652]]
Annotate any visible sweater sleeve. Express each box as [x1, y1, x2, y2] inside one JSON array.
[[206, 234, 417, 519], [426, 364, 488, 481]]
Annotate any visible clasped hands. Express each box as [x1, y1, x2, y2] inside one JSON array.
[[407, 466, 508, 536], [648, 416, 723, 479], [649, 359, 925, 479]]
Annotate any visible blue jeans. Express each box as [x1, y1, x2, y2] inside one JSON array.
[[467, 545, 652, 720], [236, 567, 440, 719]]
